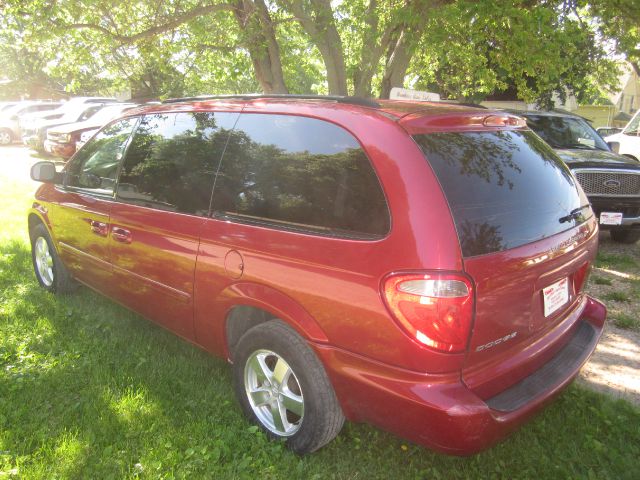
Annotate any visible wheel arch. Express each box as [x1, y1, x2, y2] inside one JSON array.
[[28, 210, 53, 242], [221, 282, 329, 361]]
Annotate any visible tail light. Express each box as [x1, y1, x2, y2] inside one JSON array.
[[382, 272, 474, 353], [574, 262, 591, 294]]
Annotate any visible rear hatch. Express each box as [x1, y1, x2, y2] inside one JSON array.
[[410, 122, 597, 398]]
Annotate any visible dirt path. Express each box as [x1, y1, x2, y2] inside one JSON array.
[[579, 324, 640, 405], [581, 233, 640, 406]]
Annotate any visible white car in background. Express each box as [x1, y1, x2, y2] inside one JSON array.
[[605, 109, 640, 162]]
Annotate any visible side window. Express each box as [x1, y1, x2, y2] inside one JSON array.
[[116, 112, 237, 216], [65, 118, 137, 195], [211, 114, 390, 238]]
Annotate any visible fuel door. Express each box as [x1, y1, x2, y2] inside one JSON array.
[[224, 250, 245, 279]]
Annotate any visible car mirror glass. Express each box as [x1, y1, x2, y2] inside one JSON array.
[[30, 161, 58, 183]]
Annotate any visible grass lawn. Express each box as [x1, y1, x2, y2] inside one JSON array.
[[1, 148, 639, 479]]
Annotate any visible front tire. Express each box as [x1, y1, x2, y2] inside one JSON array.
[[610, 228, 640, 244], [232, 320, 344, 454], [30, 223, 77, 293]]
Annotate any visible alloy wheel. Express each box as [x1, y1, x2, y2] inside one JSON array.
[[244, 349, 304, 436], [34, 237, 54, 287]]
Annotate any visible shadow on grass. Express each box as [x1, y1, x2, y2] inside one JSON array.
[[1, 239, 639, 479]]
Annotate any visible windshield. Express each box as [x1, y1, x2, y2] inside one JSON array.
[[59, 105, 99, 121], [623, 110, 640, 135], [414, 130, 591, 257], [523, 115, 609, 151], [88, 105, 132, 124]]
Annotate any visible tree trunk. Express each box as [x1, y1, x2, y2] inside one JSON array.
[[283, 0, 348, 95], [233, 0, 288, 93], [353, 0, 382, 97], [380, 30, 411, 99]]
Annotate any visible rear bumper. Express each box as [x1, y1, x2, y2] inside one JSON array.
[[620, 216, 640, 227], [590, 198, 640, 228], [314, 295, 605, 455]]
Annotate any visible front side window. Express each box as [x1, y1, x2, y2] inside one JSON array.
[[116, 112, 237, 215], [211, 113, 390, 238], [65, 118, 137, 195]]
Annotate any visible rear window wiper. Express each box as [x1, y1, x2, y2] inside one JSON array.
[[559, 204, 591, 223]]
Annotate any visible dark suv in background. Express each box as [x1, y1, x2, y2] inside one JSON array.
[[29, 95, 605, 455], [514, 110, 640, 243]]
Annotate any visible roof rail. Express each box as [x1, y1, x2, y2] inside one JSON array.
[[162, 94, 381, 108]]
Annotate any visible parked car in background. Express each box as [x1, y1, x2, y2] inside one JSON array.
[[45, 103, 137, 159], [22, 103, 106, 153], [28, 95, 605, 455], [74, 128, 98, 151], [513, 110, 640, 243], [596, 126, 622, 138], [0, 101, 19, 113], [605, 109, 640, 162], [0, 101, 62, 145]]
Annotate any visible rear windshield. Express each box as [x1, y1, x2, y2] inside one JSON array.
[[414, 130, 591, 257]]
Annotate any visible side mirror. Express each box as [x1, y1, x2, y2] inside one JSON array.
[[607, 141, 620, 154], [30, 161, 58, 183]]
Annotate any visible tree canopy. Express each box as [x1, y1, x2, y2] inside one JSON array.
[[0, 0, 630, 105]]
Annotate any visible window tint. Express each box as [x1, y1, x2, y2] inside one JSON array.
[[116, 112, 237, 215], [65, 118, 137, 195], [211, 114, 389, 238], [413, 130, 591, 257]]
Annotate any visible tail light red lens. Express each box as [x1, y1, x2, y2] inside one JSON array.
[[574, 261, 592, 294], [383, 273, 474, 353]]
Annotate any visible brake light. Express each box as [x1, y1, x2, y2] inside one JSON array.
[[382, 273, 474, 353], [574, 262, 591, 294]]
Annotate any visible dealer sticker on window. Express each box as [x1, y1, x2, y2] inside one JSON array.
[[543, 277, 569, 317], [600, 212, 623, 225]]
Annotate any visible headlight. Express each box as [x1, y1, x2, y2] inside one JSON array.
[[62, 134, 71, 143]]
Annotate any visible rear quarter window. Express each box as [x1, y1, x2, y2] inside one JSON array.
[[211, 113, 390, 239], [413, 130, 590, 257]]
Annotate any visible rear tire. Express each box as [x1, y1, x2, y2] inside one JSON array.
[[610, 228, 640, 244], [30, 223, 77, 293], [232, 320, 344, 454]]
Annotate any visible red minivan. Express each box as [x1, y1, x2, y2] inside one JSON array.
[[28, 95, 606, 455]]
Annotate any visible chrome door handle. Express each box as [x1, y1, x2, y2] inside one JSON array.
[[111, 226, 132, 244]]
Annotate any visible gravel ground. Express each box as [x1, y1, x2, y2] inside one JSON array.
[[580, 232, 640, 405]]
